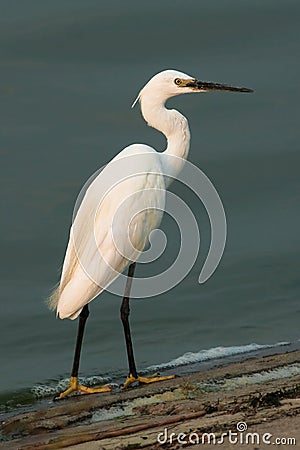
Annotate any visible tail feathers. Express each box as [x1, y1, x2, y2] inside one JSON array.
[[48, 284, 82, 319], [48, 284, 84, 319], [48, 284, 60, 312], [56, 276, 101, 320]]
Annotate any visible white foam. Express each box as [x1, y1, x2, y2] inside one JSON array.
[[146, 341, 290, 371], [197, 363, 300, 392], [32, 375, 111, 398], [31, 342, 290, 398]]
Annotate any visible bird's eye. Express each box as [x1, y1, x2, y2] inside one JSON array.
[[174, 78, 182, 86]]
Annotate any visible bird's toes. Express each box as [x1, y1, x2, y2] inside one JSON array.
[[53, 393, 64, 402]]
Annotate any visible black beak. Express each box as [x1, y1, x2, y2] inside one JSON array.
[[186, 80, 253, 93]]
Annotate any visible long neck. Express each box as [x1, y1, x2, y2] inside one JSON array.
[[140, 95, 191, 180]]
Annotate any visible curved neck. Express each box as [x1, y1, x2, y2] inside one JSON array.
[[140, 96, 190, 180]]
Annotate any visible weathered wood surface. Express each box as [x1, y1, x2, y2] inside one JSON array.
[[1, 351, 300, 449]]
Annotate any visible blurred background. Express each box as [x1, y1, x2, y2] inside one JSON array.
[[0, 0, 299, 409]]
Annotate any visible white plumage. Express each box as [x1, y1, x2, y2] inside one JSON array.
[[50, 69, 252, 320]]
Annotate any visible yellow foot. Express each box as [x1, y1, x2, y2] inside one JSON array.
[[53, 376, 112, 401], [122, 373, 175, 390]]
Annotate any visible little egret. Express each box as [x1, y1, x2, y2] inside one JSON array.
[[50, 69, 253, 400]]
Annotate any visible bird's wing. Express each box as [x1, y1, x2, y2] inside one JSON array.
[[55, 145, 165, 319]]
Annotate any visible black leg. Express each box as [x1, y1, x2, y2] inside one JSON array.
[[71, 304, 90, 378], [120, 262, 175, 389], [120, 262, 138, 379], [54, 302, 111, 400], [53, 304, 90, 401]]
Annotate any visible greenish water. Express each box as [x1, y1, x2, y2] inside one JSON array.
[[0, 0, 299, 415]]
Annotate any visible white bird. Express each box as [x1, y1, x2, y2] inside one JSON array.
[[50, 69, 252, 400]]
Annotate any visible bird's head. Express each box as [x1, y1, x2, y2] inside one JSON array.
[[132, 69, 253, 107]]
